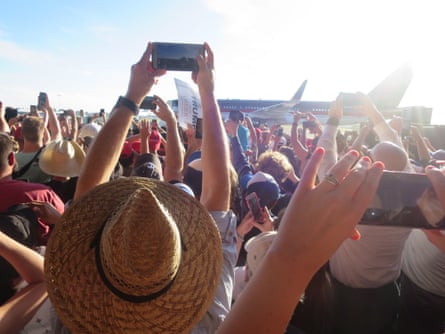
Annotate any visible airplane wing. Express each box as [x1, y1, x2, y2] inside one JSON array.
[[249, 80, 308, 122]]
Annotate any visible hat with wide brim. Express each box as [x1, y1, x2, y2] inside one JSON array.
[[39, 140, 85, 177], [45, 177, 222, 333]]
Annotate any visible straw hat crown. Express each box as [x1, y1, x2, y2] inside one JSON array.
[[45, 177, 223, 333], [100, 188, 181, 298]]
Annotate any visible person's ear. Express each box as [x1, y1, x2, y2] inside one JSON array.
[[8, 152, 15, 166]]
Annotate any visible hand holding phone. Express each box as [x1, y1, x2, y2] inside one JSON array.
[[360, 171, 445, 229], [140, 96, 157, 110], [246, 192, 263, 222]]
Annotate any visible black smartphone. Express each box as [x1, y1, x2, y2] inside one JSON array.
[[302, 120, 316, 128], [360, 171, 445, 229], [246, 192, 263, 222], [151, 42, 205, 71], [38, 92, 47, 110], [195, 118, 203, 139], [140, 96, 157, 110]]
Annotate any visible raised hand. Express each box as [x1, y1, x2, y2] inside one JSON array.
[[125, 42, 167, 106]]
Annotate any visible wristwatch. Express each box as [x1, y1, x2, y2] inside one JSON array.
[[115, 96, 139, 116]]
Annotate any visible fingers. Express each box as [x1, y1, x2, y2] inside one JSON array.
[[152, 94, 167, 108], [138, 42, 151, 67], [348, 161, 384, 215], [297, 147, 325, 192], [350, 228, 361, 241], [196, 42, 213, 72], [144, 42, 166, 78], [426, 167, 445, 208], [338, 156, 373, 197], [318, 150, 360, 192], [422, 229, 445, 252], [204, 42, 214, 68]]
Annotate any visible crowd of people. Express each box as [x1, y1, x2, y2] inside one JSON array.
[[0, 41, 444, 334]]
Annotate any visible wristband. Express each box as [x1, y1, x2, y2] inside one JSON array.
[[115, 96, 139, 116], [326, 117, 340, 126]]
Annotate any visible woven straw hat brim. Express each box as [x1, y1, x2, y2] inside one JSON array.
[[45, 177, 222, 334]]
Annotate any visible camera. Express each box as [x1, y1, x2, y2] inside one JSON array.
[[140, 96, 157, 110], [360, 171, 445, 229], [151, 42, 205, 71], [246, 192, 263, 222]]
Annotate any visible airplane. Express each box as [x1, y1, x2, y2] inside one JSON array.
[[246, 79, 308, 120], [215, 63, 432, 126]]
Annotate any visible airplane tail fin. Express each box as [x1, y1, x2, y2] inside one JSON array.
[[368, 63, 413, 110], [289, 80, 308, 103]]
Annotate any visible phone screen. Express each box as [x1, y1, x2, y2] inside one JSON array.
[[38, 92, 47, 110], [246, 192, 262, 222], [140, 96, 157, 110], [152, 42, 204, 71], [360, 171, 445, 229], [340, 92, 361, 106]]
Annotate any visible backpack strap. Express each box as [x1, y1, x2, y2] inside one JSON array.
[[13, 146, 45, 179]]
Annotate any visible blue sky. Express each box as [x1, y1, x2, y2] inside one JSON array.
[[1, 0, 445, 124]]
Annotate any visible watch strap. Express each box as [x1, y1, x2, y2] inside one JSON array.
[[115, 96, 139, 115]]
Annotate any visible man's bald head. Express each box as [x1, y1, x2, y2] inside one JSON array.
[[370, 141, 408, 171]]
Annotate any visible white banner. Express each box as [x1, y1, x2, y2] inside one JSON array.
[[174, 78, 202, 129]]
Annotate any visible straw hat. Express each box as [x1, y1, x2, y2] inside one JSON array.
[[45, 177, 222, 333], [39, 140, 85, 177]]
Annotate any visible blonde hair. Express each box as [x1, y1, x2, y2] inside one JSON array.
[[21, 116, 44, 143], [256, 151, 293, 183]]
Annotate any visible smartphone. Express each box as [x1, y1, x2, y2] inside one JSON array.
[[195, 118, 203, 139], [38, 92, 47, 110], [302, 120, 316, 128], [151, 42, 205, 71], [360, 171, 445, 229], [140, 96, 157, 110], [340, 92, 361, 108], [29, 105, 39, 116], [246, 192, 263, 222]]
